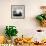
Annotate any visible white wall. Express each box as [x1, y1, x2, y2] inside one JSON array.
[[0, 0, 46, 38]]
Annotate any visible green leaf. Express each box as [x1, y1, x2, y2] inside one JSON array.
[[5, 26, 18, 39], [36, 15, 44, 21]]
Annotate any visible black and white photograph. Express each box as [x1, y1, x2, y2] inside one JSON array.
[[11, 5, 25, 19]]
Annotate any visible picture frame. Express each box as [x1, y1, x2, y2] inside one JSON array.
[[11, 5, 25, 19]]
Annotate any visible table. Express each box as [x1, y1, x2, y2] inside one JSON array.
[[14, 43, 46, 46]]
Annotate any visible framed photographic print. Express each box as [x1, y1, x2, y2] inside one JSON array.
[[11, 5, 25, 19]]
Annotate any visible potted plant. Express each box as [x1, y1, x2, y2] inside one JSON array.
[[5, 26, 18, 43], [36, 6, 46, 27]]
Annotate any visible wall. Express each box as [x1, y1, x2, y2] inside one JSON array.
[[0, 0, 46, 38]]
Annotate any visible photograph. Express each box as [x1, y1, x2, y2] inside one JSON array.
[[11, 5, 25, 19], [1, 0, 46, 46]]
